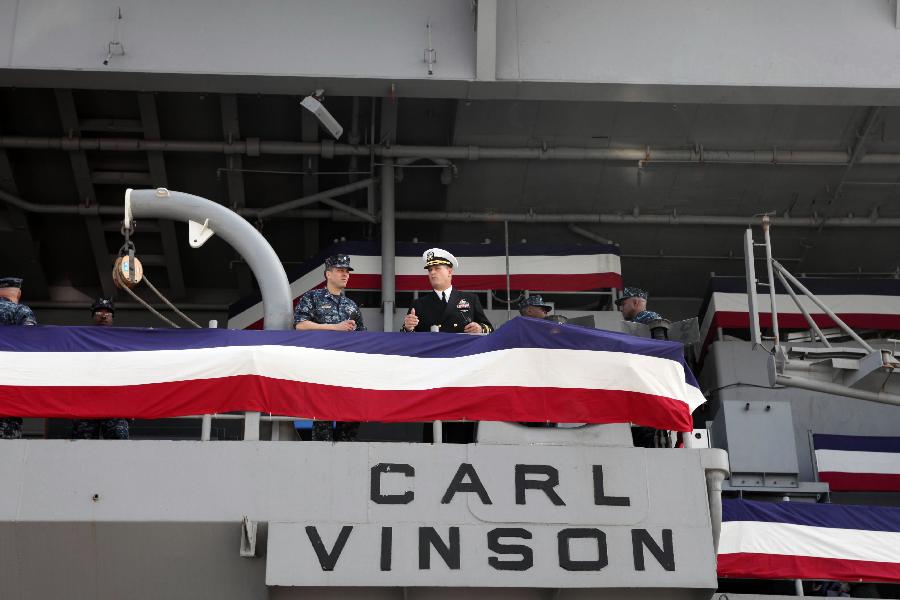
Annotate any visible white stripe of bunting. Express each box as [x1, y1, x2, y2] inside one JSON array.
[[815, 449, 900, 476], [0, 347, 704, 410], [719, 521, 900, 564], [700, 291, 900, 344]]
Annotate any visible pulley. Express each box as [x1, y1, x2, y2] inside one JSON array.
[[112, 255, 143, 289]]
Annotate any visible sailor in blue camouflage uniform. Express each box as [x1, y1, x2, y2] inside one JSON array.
[[0, 277, 37, 439], [518, 294, 553, 319], [294, 254, 366, 442], [615, 286, 667, 448], [71, 298, 130, 440], [615, 287, 663, 324]]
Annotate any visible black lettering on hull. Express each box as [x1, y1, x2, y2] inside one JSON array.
[[515, 464, 566, 506], [592, 465, 631, 506], [419, 527, 461, 570], [370, 463, 415, 504], [305, 525, 353, 571], [487, 528, 533, 571], [558, 528, 608, 571], [632, 528, 675, 571]]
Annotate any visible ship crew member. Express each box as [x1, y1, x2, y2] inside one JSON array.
[[294, 254, 366, 442], [402, 249, 492, 444], [401, 248, 493, 334], [0, 277, 37, 440], [616, 286, 667, 448], [518, 295, 553, 319], [615, 287, 663, 324], [71, 299, 130, 440]]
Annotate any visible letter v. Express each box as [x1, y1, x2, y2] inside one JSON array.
[[305, 525, 353, 571]]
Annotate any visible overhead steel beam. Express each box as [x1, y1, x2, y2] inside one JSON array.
[[832, 106, 882, 201], [138, 92, 186, 299], [0, 147, 48, 298], [219, 94, 250, 295], [393, 210, 900, 227], [219, 94, 246, 210], [4, 186, 900, 228], [253, 179, 374, 219], [567, 224, 617, 245], [79, 118, 144, 133], [475, 0, 498, 81], [319, 196, 377, 223], [91, 171, 152, 185], [11, 134, 900, 167], [54, 89, 116, 298]]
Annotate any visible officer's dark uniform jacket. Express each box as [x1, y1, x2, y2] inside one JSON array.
[[405, 289, 492, 333]]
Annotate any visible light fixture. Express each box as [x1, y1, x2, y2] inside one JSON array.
[[300, 90, 344, 139]]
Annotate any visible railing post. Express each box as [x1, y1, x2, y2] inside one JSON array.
[[762, 216, 780, 348], [244, 412, 260, 441], [200, 414, 212, 441], [202, 319, 217, 441]]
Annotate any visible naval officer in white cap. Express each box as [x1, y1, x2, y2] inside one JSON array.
[[402, 248, 493, 334]]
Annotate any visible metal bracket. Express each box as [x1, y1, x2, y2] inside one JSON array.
[[240, 516, 258, 558], [188, 218, 215, 248], [124, 188, 134, 227]]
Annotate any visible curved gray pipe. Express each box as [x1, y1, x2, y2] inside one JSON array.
[[127, 188, 293, 330]]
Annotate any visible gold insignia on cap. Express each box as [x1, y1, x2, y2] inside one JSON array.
[[426, 251, 434, 261]]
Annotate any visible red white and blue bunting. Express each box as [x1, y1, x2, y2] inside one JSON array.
[[0, 317, 701, 431], [719, 499, 900, 583]]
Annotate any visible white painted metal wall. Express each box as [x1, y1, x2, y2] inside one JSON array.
[[0, 0, 476, 79], [495, 0, 900, 89], [3, 0, 900, 95]]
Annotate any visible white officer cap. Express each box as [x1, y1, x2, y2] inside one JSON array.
[[422, 248, 459, 269]]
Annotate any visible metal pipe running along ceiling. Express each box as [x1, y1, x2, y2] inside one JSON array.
[[3, 135, 900, 166], [2, 188, 899, 228]]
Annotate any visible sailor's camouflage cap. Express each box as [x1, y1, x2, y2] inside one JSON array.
[[324, 254, 354, 271], [615, 286, 648, 306], [518, 295, 552, 313], [0, 277, 23, 289], [90, 298, 115, 314]]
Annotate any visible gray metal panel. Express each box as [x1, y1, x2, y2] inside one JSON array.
[[713, 400, 799, 484], [267, 445, 715, 588], [0, 441, 718, 596], [0, 522, 269, 600], [703, 340, 900, 482]]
